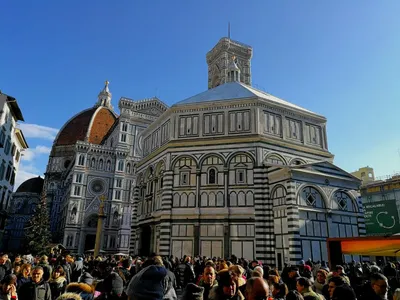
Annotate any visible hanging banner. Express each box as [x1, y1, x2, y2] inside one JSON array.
[[364, 200, 400, 236]]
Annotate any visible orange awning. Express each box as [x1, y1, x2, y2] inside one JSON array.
[[329, 237, 400, 257]]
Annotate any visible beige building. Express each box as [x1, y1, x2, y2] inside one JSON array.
[[351, 166, 375, 186], [132, 37, 365, 266]]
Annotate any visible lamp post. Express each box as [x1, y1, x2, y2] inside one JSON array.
[[94, 195, 106, 257]]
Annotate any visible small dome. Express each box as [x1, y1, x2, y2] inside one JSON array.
[[16, 176, 44, 194], [54, 106, 117, 146]]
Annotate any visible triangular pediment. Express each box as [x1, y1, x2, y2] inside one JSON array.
[[136, 105, 166, 117], [179, 165, 192, 170], [292, 161, 361, 182], [234, 162, 248, 168]]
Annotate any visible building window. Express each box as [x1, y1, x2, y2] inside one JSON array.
[[15, 150, 20, 162], [120, 133, 127, 142], [78, 155, 85, 166], [115, 179, 122, 188], [178, 115, 199, 137], [110, 138, 114, 147], [117, 160, 124, 171], [236, 169, 245, 184], [333, 191, 353, 211], [5, 166, 11, 182], [4, 139, 10, 155], [208, 169, 216, 184], [264, 112, 282, 136], [73, 186, 81, 196], [126, 163, 131, 174], [115, 190, 121, 200], [106, 160, 111, 171], [180, 171, 190, 185], [11, 144, 16, 156], [0, 131, 5, 147], [0, 163, 5, 180], [10, 170, 15, 185], [75, 173, 83, 183], [121, 123, 128, 132], [229, 110, 251, 133], [287, 118, 302, 141], [98, 159, 103, 169]]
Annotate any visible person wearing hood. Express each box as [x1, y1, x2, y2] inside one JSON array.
[[49, 266, 67, 300], [55, 293, 82, 300], [65, 272, 94, 300], [126, 265, 169, 300], [182, 283, 204, 300], [286, 266, 301, 292], [70, 256, 84, 283], [38, 256, 53, 283]]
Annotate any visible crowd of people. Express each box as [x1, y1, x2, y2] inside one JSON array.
[[0, 251, 399, 300]]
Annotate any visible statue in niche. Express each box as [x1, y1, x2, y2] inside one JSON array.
[[106, 160, 111, 171], [70, 208, 77, 223], [113, 211, 120, 226]]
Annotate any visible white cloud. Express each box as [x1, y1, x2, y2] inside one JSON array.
[[22, 145, 51, 162], [18, 123, 59, 141]]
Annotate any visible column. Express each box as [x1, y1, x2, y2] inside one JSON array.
[[159, 170, 173, 256], [193, 225, 200, 256], [286, 181, 302, 265], [130, 187, 139, 254], [224, 224, 230, 258], [254, 165, 274, 264]]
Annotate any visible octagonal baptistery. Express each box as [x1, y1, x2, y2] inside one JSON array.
[[132, 37, 365, 266]]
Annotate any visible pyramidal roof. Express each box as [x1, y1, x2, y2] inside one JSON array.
[[174, 82, 321, 117]]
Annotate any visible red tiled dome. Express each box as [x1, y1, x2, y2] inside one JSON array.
[[55, 106, 117, 146]]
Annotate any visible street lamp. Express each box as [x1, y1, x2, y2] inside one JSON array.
[[94, 195, 107, 257]]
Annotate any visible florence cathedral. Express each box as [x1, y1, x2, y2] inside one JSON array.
[[28, 36, 363, 266]]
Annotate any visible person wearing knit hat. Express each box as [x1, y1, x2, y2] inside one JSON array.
[[126, 265, 168, 300], [102, 272, 124, 299], [182, 283, 204, 300]]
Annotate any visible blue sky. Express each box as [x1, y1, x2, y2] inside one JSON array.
[[2, 1, 400, 188]]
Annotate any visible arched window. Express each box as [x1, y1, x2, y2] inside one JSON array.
[[110, 138, 114, 148], [208, 169, 216, 184], [266, 154, 285, 165], [333, 191, 354, 211], [300, 187, 325, 208], [118, 160, 124, 172], [91, 157, 96, 168], [99, 159, 104, 170], [160, 173, 164, 189], [78, 155, 85, 166], [126, 163, 131, 174]]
